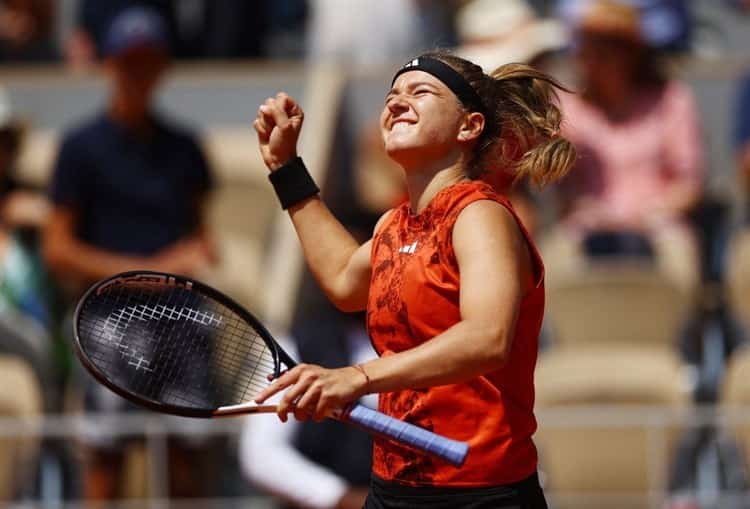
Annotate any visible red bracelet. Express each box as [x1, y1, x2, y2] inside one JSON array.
[[353, 364, 371, 395]]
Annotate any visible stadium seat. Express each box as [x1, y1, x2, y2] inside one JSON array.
[[0, 355, 42, 500], [0, 310, 56, 409], [726, 229, 750, 335], [721, 344, 750, 472], [544, 262, 692, 351], [540, 225, 700, 301], [535, 346, 690, 509]]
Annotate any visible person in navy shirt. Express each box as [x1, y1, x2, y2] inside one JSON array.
[[43, 7, 216, 500], [48, 113, 212, 257], [44, 6, 214, 293]]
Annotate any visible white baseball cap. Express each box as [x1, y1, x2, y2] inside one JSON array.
[[456, 0, 568, 72]]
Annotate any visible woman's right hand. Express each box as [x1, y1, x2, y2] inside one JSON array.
[[254, 92, 305, 171]]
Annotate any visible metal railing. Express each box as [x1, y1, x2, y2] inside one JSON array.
[[0, 405, 749, 508]]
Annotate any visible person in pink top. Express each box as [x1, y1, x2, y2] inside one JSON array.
[[546, 0, 704, 293]]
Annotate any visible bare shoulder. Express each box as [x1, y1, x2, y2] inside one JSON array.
[[372, 208, 396, 237], [453, 200, 522, 247], [453, 200, 533, 290]]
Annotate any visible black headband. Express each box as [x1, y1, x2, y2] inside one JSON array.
[[391, 56, 484, 112]]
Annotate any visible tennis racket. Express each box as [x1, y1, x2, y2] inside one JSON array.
[[73, 270, 468, 467]]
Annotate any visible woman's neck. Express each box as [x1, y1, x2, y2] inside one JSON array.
[[405, 161, 467, 215]]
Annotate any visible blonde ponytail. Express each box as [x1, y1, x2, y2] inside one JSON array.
[[515, 136, 577, 188], [417, 52, 577, 188], [486, 63, 577, 187]]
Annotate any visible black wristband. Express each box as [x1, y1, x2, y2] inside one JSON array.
[[268, 157, 320, 210]]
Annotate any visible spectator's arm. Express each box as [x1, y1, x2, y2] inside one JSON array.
[[193, 218, 218, 266], [655, 179, 702, 222], [43, 206, 215, 287], [44, 131, 218, 287], [239, 413, 353, 509], [1, 190, 51, 229], [43, 135, 150, 286], [660, 82, 704, 218], [42, 206, 150, 285]]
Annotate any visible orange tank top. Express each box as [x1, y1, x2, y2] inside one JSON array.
[[367, 180, 545, 487]]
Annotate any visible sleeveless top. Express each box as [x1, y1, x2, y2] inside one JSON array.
[[367, 180, 545, 487]]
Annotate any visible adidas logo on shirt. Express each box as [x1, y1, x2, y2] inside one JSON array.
[[398, 241, 418, 254]]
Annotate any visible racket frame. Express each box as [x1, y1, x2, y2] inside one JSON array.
[[73, 270, 295, 418], [73, 270, 469, 467]]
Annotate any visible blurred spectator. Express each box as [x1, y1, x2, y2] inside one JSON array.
[[456, 0, 567, 75], [200, 0, 273, 59], [0, 87, 59, 416], [0, 87, 50, 236], [0, 0, 56, 61], [241, 311, 375, 509], [736, 71, 750, 203], [557, 0, 693, 52], [306, 0, 456, 68], [0, 86, 54, 331], [46, 6, 215, 292], [547, 0, 704, 293], [43, 6, 216, 499], [66, 0, 279, 69], [735, 0, 750, 201], [262, 0, 308, 59], [66, 1, 173, 70]]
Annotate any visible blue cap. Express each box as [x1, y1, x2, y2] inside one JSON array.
[[103, 7, 169, 57]]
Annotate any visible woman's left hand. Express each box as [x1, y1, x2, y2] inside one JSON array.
[[254, 364, 368, 423]]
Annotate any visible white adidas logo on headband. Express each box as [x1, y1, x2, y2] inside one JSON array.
[[404, 58, 419, 68]]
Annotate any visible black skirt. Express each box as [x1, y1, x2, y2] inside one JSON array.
[[363, 472, 548, 509]]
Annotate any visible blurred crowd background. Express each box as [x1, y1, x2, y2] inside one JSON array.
[[0, 0, 750, 508]]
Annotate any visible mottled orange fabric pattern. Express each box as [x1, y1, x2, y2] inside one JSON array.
[[367, 180, 545, 487]]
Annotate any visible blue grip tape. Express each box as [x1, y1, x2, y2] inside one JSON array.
[[345, 404, 468, 467]]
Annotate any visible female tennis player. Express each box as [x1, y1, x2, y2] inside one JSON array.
[[253, 51, 575, 508]]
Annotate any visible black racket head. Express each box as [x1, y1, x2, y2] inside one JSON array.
[[73, 271, 292, 418]]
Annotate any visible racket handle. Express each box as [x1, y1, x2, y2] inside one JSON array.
[[343, 404, 468, 467]]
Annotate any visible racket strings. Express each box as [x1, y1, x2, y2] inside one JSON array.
[[78, 283, 278, 410]]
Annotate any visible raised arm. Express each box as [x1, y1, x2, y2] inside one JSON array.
[[254, 92, 375, 312]]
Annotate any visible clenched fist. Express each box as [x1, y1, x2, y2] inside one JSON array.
[[253, 92, 305, 171]]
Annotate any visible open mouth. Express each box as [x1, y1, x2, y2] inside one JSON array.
[[389, 119, 415, 132]]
